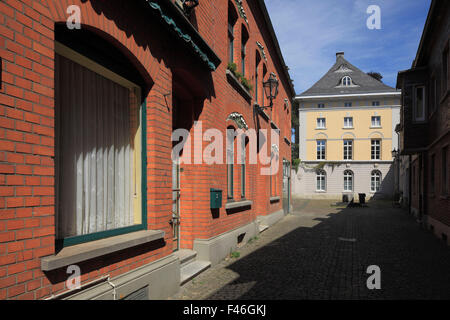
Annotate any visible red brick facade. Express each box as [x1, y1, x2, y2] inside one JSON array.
[[397, 0, 449, 238], [0, 0, 293, 299]]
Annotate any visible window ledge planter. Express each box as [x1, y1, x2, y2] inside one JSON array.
[[225, 200, 253, 210], [41, 230, 165, 271], [226, 69, 252, 102], [270, 196, 280, 203]]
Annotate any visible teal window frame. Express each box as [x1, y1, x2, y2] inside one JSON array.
[[58, 99, 148, 248]]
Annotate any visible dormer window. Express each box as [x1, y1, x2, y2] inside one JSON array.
[[342, 76, 352, 86]]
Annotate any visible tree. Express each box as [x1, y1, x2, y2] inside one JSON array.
[[367, 71, 383, 82]]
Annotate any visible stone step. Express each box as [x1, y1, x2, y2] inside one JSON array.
[[180, 260, 211, 285], [259, 224, 268, 233], [175, 249, 197, 268]]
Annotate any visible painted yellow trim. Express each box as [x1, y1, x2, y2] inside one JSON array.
[[55, 41, 143, 225]]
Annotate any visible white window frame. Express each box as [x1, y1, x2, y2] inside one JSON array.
[[344, 102, 352, 107], [371, 170, 381, 192], [344, 117, 353, 128], [343, 140, 353, 160], [371, 116, 381, 127], [413, 85, 426, 122], [342, 76, 352, 86], [317, 140, 326, 160], [316, 117, 326, 129], [343, 170, 353, 192], [371, 139, 381, 160], [372, 101, 380, 106], [316, 170, 326, 192], [318, 103, 325, 108]]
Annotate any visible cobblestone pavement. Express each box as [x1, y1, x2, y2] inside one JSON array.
[[169, 199, 450, 300]]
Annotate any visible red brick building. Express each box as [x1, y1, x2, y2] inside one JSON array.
[[396, 0, 449, 245], [0, 0, 294, 299]]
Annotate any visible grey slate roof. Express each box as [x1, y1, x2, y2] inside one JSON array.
[[298, 53, 399, 97]]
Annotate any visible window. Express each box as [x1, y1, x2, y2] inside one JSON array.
[[55, 44, 143, 242], [318, 103, 325, 108], [228, 3, 237, 63], [443, 147, 448, 195], [344, 117, 353, 128], [342, 76, 352, 86], [316, 117, 326, 129], [372, 101, 380, 106], [371, 139, 381, 160], [343, 140, 353, 160], [343, 170, 353, 191], [317, 140, 326, 160], [316, 170, 326, 191], [430, 154, 435, 194], [371, 116, 381, 127], [344, 102, 352, 107], [371, 170, 381, 192], [241, 25, 249, 76], [443, 46, 448, 96], [240, 137, 246, 198], [227, 126, 235, 199], [255, 52, 260, 104], [414, 86, 426, 121]]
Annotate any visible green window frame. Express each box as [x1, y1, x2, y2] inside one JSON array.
[[59, 100, 148, 247]]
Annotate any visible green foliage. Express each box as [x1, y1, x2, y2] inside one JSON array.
[[292, 158, 300, 172], [230, 251, 240, 258], [367, 71, 383, 82], [227, 62, 237, 73], [240, 77, 253, 92]]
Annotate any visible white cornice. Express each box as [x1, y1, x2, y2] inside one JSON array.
[[295, 91, 401, 100], [299, 105, 401, 112]]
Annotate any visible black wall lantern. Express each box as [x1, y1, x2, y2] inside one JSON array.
[[262, 72, 279, 109]]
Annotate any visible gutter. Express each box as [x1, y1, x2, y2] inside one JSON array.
[[412, 0, 436, 68], [256, 0, 296, 98]]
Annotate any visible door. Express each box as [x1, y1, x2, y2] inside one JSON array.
[[282, 159, 291, 214], [171, 162, 181, 251]]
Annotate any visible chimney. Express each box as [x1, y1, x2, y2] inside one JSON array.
[[336, 52, 344, 60]]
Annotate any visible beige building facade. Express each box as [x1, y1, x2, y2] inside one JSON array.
[[292, 53, 401, 200]]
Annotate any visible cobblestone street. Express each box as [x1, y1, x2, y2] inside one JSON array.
[[170, 199, 450, 300]]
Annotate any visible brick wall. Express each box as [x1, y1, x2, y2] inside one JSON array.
[[0, 0, 292, 299]]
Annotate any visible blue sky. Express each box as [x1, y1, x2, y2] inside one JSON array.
[[265, 0, 431, 94]]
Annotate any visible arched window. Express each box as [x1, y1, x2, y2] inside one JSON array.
[[343, 170, 353, 191], [371, 170, 382, 192], [255, 51, 261, 104], [228, 2, 238, 63], [342, 76, 352, 86], [316, 170, 326, 191], [54, 26, 147, 241], [241, 25, 249, 76], [226, 125, 236, 199]]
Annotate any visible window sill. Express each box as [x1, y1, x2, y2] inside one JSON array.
[[226, 69, 252, 102], [270, 196, 280, 203], [225, 200, 253, 210], [343, 127, 354, 129], [315, 190, 326, 193], [315, 128, 327, 130], [369, 126, 382, 129], [41, 229, 165, 271]]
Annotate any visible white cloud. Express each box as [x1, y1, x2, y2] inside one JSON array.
[[265, 0, 431, 94]]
